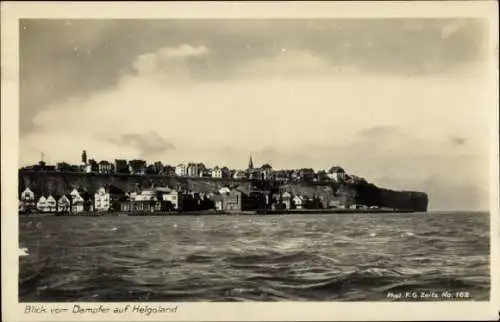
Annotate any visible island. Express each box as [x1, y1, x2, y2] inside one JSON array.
[[18, 151, 429, 215]]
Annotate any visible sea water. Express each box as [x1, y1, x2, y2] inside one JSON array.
[[19, 211, 490, 301]]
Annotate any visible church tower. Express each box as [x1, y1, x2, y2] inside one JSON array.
[[248, 155, 254, 170]]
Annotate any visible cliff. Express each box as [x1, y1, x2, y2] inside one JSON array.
[[18, 170, 428, 212]]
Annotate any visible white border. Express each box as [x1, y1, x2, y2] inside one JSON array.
[[2, 1, 499, 321]]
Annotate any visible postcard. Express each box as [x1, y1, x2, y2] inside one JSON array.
[[1, 1, 499, 321]]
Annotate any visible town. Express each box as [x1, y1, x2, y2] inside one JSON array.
[[18, 150, 378, 215]]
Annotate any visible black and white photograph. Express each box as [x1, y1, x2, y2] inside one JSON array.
[[2, 1, 499, 321]]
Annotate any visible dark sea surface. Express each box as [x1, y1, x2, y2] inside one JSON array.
[[19, 211, 490, 302]]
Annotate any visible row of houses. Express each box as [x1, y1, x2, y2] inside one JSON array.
[[18, 185, 185, 214], [19, 182, 350, 214], [23, 162, 354, 184], [21, 151, 363, 183]]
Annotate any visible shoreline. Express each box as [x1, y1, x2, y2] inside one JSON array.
[[19, 208, 421, 217]]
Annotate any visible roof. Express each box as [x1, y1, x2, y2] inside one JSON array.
[[154, 187, 172, 193]]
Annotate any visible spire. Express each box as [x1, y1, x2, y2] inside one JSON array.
[[248, 154, 254, 170]]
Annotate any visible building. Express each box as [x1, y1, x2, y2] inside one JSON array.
[[70, 188, 85, 213], [94, 187, 111, 212], [200, 168, 211, 177], [115, 159, 129, 174], [293, 195, 304, 209], [248, 168, 263, 180], [128, 160, 147, 175], [212, 166, 222, 178], [197, 163, 207, 177], [221, 167, 230, 179], [220, 189, 267, 212], [327, 166, 347, 182], [57, 195, 71, 213], [273, 170, 290, 182], [56, 162, 72, 172], [281, 192, 292, 209], [46, 195, 57, 212], [186, 163, 199, 177], [248, 155, 254, 170], [20, 187, 36, 212], [211, 195, 223, 211], [315, 170, 329, 182], [121, 188, 166, 212], [155, 187, 182, 210], [36, 196, 48, 212], [94, 186, 126, 212], [98, 160, 114, 174], [175, 164, 187, 176], [272, 191, 292, 209], [233, 170, 246, 180], [163, 165, 176, 176], [293, 195, 315, 209], [298, 168, 315, 182], [261, 163, 273, 180], [85, 159, 99, 173], [221, 190, 243, 212], [153, 161, 164, 175]]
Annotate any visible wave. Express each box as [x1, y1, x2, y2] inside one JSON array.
[[18, 212, 490, 302]]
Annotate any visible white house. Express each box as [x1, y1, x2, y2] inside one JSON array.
[[57, 195, 71, 212], [160, 189, 180, 210], [21, 187, 35, 202], [175, 164, 187, 176], [20, 187, 36, 211], [293, 195, 305, 209], [70, 189, 85, 213], [46, 195, 57, 212], [212, 166, 230, 179], [233, 170, 246, 180], [212, 166, 222, 178], [36, 196, 48, 212], [131, 189, 157, 201], [282, 192, 292, 210], [94, 187, 111, 212]]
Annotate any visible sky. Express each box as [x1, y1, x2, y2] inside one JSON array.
[[19, 19, 493, 210]]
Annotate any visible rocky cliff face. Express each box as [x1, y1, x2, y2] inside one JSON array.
[[18, 170, 428, 212], [349, 182, 428, 211]]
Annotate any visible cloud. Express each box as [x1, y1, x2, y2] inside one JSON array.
[[132, 44, 209, 75], [236, 49, 360, 78], [108, 132, 175, 157], [19, 40, 492, 210]]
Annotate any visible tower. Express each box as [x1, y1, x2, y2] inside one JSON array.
[[248, 155, 254, 170], [81, 150, 87, 165]]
